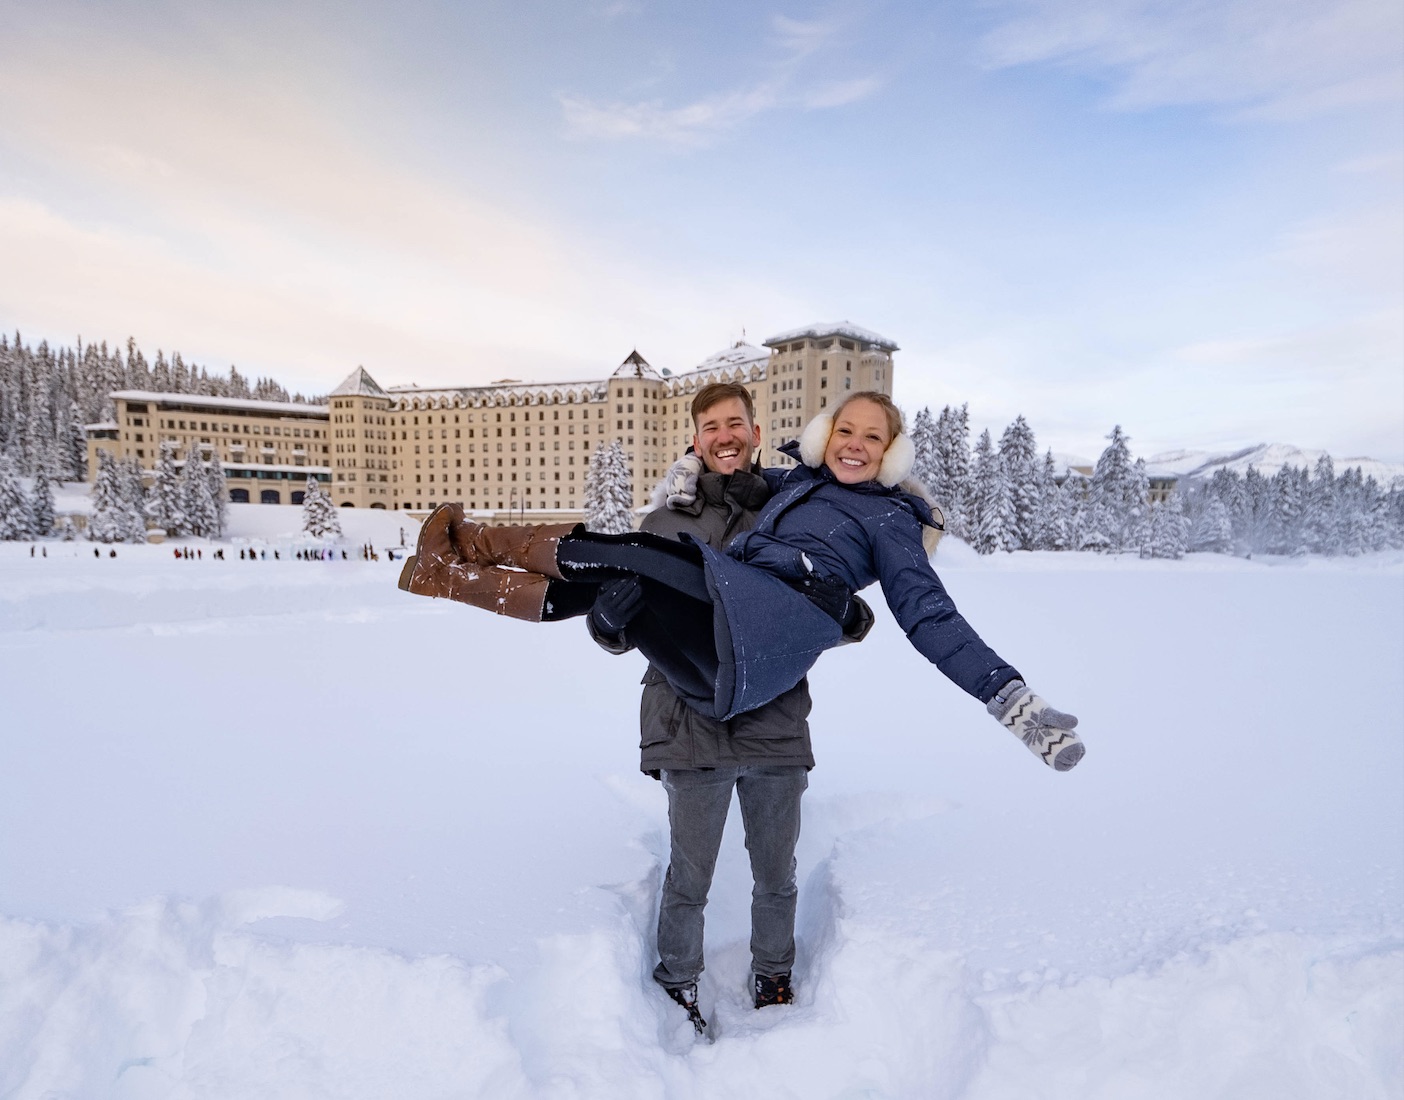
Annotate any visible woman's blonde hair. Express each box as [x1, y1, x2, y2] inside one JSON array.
[[830, 390, 904, 443]]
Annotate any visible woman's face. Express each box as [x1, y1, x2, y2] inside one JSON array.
[[824, 399, 892, 484]]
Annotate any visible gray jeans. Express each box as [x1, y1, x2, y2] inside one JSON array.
[[653, 764, 809, 989]]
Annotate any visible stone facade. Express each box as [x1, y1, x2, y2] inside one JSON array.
[[86, 321, 897, 522]]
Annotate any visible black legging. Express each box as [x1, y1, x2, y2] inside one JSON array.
[[542, 530, 723, 710]]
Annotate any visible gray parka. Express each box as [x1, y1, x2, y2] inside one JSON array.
[[589, 465, 871, 776]]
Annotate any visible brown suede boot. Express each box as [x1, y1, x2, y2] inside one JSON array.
[[398, 503, 468, 596], [441, 561, 550, 620], [449, 519, 579, 579], [399, 553, 549, 619]]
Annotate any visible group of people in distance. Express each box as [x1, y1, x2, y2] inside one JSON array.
[[400, 384, 1085, 1035]]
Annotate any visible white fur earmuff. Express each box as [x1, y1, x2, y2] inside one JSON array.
[[796, 411, 915, 488]]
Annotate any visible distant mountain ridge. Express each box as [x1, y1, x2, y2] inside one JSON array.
[[1145, 444, 1404, 487]]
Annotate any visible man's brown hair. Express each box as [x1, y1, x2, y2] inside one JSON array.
[[690, 382, 755, 428]]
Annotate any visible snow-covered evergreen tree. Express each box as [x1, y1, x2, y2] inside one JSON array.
[[205, 456, 228, 538], [583, 440, 633, 534], [89, 451, 137, 542], [302, 476, 342, 538], [998, 415, 1040, 550], [150, 441, 185, 536], [60, 400, 87, 482], [1031, 450, 1070, 550], [0, 454, 33, 539], [1087, 426, 1145, 553], [1268, 466, 1307, 555], [970, 430, 1015, 555], [179, 451, 215, 537], [1144, 492, 1189, 559], [931, 404, 973, 540], [909, 407, 938, 491], [30, 467, 55, 537], [1188, 491, 1234, 553], [1304, 454, 1337, 555], [119, 457, 148, 542]]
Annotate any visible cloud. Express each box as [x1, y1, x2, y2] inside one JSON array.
[[559, 84, 783, 144], [558, 9, 883, 145], [0, 19, 813, 391], [771, 14, 842, 58], [980, 0, 1404, 119]]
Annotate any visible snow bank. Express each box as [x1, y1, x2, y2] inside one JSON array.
[[1, 894, 1395, 1098], [0, 544, 1399, 1097]]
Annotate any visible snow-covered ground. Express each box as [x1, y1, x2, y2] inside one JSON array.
[[1, 519, 1400, 1099]]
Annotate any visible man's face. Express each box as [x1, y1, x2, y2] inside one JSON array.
[[692, 396, 760, 475]]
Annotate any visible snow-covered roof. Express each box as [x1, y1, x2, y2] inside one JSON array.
[[611, 350, 662, 381], [329, 366, 386, 398], [110, 391, 326, 416], [693, 341, 770, 373], [763, 321, 899, 352]]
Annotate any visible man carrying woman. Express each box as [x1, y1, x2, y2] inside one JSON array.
[[400, 387, 1084, 1030]]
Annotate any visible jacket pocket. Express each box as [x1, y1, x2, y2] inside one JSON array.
[[639, 679, 683, 749]]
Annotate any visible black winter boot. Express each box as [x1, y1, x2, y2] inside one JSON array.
[[665, 983, 707, 1035], [753, 971, 793, 1009]]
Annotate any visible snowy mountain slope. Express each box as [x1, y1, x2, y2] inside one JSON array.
[[0, 543, 1399, 1097], [1147, 443, 1404, 485]]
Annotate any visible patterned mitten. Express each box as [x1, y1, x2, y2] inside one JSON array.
[[663, 452, 703, 508], [987, 680, 1085, 771]]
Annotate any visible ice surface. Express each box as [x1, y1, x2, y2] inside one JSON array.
[[0, 518, 1400, 1098]]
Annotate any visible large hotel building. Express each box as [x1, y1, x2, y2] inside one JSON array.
[[86, 322, 897, 523]]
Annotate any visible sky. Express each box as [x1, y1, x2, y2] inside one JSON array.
[[0, 0, 1400, 463]]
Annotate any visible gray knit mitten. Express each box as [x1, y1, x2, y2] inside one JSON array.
[[663, 453, 703, 508], [987, 680, 1085, 771]]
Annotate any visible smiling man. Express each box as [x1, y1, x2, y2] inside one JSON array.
[[587, 381, 871, 1034]]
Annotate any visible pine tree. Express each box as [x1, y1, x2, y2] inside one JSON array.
[[59, 399, 87, 482], [1304, 454, 1338, 555], [1189, 491, 1234, 553], [932, 404, 973, 540], [1087, 426, 1144, 553], [0, 454, 32, 539], [1146, 492, 1189, 559], [970, 429, 1015, 554], [150, 441, 185, 535], [1268, 466, 1307, 555], [909, 407, 938, 491], [302, 476, 342, 538], [584, 440, 633, 533], [205, 455, 228, 538], [119, 457, 149, 542], [30, 467, 55, 537], [88, 451, 131, 542], [1031, 450, 1069, 550], [179, 451, 215, 537], [998, 415, 1039, 550]]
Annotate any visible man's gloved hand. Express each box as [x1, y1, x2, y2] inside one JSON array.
[[794, 571, 853, 627], [589, 576, 646, 636], [986, 680, 1085, 771], [664, 452, 703, 508]]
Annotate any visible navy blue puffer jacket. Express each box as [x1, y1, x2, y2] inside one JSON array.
[[718, 449, 1019, 708]]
